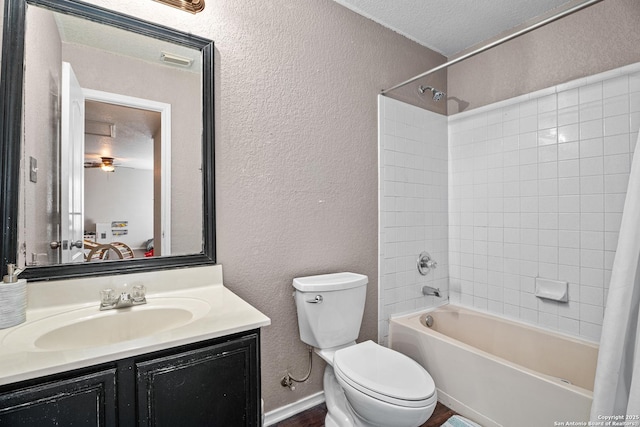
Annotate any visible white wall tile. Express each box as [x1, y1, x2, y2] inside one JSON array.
[[558, 108, 579, 128], [580, 138, 603, 158], [384, 66, 638, 344], [604, 115, 630, 136], [604, 173, 630, 193], [580, 157, 604, 176], [580, 175, 604, 194], [558, 89, 579, 109], [580, 303, 604, 324], [559, 317, 580, 335], [604, 134, 631, 156], [580, 102, 603, 122], [603, 76, 629, 99], [580, 322, 603, 342], [538, 145, 558, 162], [604, 153, 631, 174], [580, 120, 604, 140], [559, 160, 580, 178], [580, 83, 603, 104], [378, 96, 448, 343], [446, 66, 640, 342], [604, 95, 629, 117]]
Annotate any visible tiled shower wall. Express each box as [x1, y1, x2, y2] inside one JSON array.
[[378, 96, 449, 345], [448, 64, 640, 342]]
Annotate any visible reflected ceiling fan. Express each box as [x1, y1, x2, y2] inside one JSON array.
[[84, 156, 118, 172]]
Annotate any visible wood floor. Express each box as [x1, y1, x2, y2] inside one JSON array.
[[273, 401, 457, 427]]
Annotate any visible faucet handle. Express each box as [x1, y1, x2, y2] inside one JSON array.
[[100, 288, 116, 309], [417, 252, 437, 275], [132, 285, 146, 303], [99, 286, 147, 310]]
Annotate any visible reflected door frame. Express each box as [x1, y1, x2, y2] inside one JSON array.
[[83, 89, 172, 256], [60, 62, 85, 263]]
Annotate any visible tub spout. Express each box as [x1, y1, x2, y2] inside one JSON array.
[[422, 285, 440, 298]]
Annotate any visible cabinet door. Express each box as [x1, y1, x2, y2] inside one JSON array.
[[136, 333, 259, 427], [0, 369, 117, 427]]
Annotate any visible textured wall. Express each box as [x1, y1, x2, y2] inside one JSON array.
[[447, 0, 640, 113], [210, 1, 445, 411], [67, 0, 446, 412], [21, 6, 62, 265]]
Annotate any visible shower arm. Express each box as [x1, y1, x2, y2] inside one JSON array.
[[381, 0, 603, 95]]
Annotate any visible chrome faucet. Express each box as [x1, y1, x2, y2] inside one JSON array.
[[100, 285, 146, 310], [422, 285, 441, 298], [417, 252, 438, 275]]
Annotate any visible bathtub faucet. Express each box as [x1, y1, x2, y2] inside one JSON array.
[[422, 286, 440, 298]]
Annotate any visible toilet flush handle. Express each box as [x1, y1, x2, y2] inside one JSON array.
[[306, 295, 323, 304]]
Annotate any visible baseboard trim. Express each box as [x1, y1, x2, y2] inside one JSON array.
[[263, 391, 325, 426]]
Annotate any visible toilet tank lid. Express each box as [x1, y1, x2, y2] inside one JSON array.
[[293, 272, 368, 292]]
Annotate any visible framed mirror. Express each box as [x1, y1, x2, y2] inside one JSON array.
[[0, 0, 215, 281]]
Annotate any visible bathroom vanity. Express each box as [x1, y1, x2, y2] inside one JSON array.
[[0, 330, 259, 426], [0, 266, 270, 426], [0, 0, 271, 423]]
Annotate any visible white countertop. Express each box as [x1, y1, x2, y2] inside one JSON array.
[[0, 265, 270, 386]]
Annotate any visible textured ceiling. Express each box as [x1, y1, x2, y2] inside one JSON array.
[[85, 101, 160, 171], [331, 0, 574, 56]]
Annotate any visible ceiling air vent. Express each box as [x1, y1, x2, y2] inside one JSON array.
[[86, 120, 116, 138]]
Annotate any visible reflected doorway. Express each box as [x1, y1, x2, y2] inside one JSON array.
[[81, 89, 172, 261]]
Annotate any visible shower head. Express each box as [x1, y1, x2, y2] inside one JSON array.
[[432, 90, 446, 102], [418, 85, 446, 102]]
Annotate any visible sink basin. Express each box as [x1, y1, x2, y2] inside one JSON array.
[[3, 298, 211, 351]]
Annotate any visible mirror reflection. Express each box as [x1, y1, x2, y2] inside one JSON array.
[[20, 4, 204, 267], [83, 100, 158, 261]]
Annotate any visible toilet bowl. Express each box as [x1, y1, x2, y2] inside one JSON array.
[[332, 341, 436, 427], [293, 273, 437, 427]]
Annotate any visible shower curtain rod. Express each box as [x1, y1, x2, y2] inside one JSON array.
[[381, 0, 603, 94]]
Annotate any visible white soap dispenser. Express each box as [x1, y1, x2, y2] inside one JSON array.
[[0, 264, 27, 329]]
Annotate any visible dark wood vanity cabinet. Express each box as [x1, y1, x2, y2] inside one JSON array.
[[0, 330, 261, 427], [0, 369, 118, 426], [134, 331, 260, 426]]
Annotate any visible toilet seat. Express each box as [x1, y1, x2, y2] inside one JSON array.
[[333, 340, 435, 408]]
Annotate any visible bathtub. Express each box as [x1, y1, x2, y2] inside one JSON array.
[[389, 304, 598, 427]]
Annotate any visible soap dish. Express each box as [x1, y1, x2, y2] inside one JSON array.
[[535, 277, 568, 302]]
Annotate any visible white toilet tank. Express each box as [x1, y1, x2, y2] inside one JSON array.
[[293, 272, 368, 349]]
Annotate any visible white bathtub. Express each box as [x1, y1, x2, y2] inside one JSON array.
[[389, 304, 598, 427]]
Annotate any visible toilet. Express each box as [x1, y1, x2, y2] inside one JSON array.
[[293, 272, 437, 427]]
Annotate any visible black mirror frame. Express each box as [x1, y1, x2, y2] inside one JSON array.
[[0, 0, 215, 281]]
